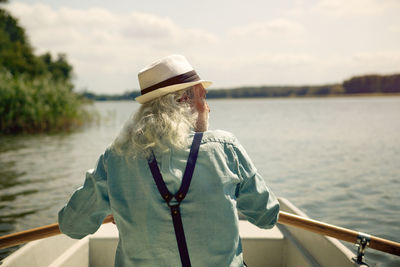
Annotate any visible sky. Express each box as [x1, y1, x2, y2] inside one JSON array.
[[4, 0, 400, 94]]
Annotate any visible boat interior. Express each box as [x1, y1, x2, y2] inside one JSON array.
[[1, 198, 358, 267]]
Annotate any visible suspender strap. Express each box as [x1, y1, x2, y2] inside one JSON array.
[[148, 156, 173, 202], [170, 204, 190, 266], [147, 132, 203, 267], [176, 132, 203, 201]]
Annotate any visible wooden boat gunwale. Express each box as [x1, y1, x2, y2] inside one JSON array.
[[1, 197, 364, 267]]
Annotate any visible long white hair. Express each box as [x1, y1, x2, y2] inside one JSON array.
[[112, 87, 196, 159]]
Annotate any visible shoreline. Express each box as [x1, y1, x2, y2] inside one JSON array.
[[92, 93, 400, 102], [206, 92, 400, 100]]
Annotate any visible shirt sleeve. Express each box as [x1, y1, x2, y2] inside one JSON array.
[[58, 153, 111, 239], [232, 139, 280, 229]]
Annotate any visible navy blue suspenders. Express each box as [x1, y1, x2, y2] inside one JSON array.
[[147, 132, 203, 267]]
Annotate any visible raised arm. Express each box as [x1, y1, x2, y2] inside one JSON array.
[[58, 153, 111, 239]]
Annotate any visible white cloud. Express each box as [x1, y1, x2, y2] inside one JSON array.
[[221, 53, 316, 71], [389, 25, 400, 34], [313, 0, 400, 16], [6, 2, 218, 92], [351, 51, 400, 72], [9, 3, 218, 48], [4, 2, 400, 92], [207, 51, 400, 87], [228, 19, 305, 39], [285, 0, 400, 18]]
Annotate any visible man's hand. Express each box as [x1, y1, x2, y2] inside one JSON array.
[[104, 214, 116, 224]]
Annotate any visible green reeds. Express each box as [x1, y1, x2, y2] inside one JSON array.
[[0, 71, 96, 134]]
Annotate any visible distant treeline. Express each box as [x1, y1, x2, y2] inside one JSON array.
[[206, 73, 400, 98], [0, 2, 94, 134], [81, 91, 141, 101], [82, 73, 400, 101]]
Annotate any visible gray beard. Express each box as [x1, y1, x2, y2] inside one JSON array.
[[195, 113, 209, 132]]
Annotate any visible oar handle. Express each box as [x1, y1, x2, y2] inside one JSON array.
[[278, 211, 400, 256], [1, 213, 399, 257], [0, 215, 113, 250]]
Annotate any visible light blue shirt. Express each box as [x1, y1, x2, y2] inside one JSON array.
[[58, 130, 280, 267]]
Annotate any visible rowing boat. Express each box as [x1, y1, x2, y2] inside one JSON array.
[[1, 197, 365, 267]]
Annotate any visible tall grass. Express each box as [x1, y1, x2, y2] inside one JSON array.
[[0, 71, 95, 134]]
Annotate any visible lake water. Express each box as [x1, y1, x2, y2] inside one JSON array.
[[1, 97, 399, 266]]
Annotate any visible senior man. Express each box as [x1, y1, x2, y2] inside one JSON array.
[[58, 55, 280, 267]]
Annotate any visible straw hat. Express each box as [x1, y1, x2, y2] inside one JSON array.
[[135, 55, 212, 104]]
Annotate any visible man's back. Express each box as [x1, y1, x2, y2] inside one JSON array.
[[104, 130, 279, 266]]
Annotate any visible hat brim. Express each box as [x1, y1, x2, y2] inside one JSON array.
[[135, 80, 212, 104]]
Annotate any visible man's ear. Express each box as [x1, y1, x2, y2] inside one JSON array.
[[179, 93, 190, 103]]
